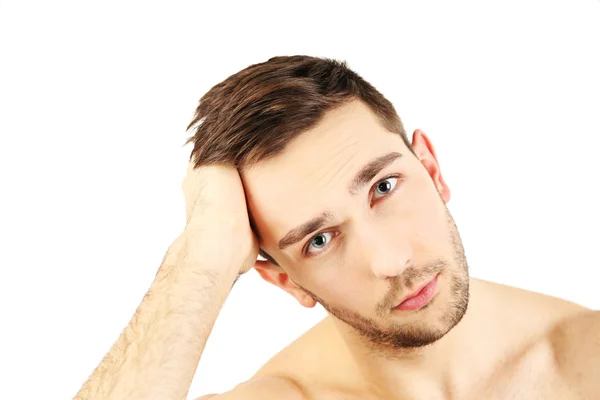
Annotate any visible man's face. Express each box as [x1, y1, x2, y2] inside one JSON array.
[[241, 100, 469, 351]]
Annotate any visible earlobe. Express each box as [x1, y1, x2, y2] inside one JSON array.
[[299, 295, 317, 308], [437, 174, 451, 203]]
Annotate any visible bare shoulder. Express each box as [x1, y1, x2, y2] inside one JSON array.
[[475, 279, 590, 332], [548, 310, 600, 399], [193, 375, 308, 400]]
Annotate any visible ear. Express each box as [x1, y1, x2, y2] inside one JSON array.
[[411, 129, 451, 203], [253, 260, 317, 308]]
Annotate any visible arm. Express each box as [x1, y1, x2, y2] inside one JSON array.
[[550, 310, 600, 399], [75, 163, 259, 400], [74, 224, 246, 400]]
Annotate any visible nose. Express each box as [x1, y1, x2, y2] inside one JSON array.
[[356, 222, 412, 279]]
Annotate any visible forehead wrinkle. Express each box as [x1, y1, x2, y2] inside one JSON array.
[[302, 135, 357, 180], [310, 140, 359, 192], [316, 153, 356, 193]]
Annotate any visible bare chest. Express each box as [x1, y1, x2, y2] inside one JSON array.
[[301, 371, 580, 400], [467, 360, 581, 400], [299, 347, 581, 400]]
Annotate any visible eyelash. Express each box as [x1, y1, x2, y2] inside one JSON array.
[[301, 174, 403, 258]]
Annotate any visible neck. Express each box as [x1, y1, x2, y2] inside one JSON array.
[[327, 279, 489, 400]]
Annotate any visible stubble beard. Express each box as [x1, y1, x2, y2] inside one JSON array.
[[300, 205, 470, 354]]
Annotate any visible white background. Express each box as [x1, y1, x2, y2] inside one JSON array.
[[1, 1, 599, 399]]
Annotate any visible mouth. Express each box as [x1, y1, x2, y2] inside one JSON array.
[[393, 273, 440, 311]]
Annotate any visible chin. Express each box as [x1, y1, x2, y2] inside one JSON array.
[[381, 273, 470, 349]]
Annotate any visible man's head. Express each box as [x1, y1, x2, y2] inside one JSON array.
[[186, 55, 469, 352]]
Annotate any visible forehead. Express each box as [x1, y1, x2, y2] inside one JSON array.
[[241, 101, 408, 244]]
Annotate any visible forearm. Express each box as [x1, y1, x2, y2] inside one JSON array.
[[75, 226, 242, 400]]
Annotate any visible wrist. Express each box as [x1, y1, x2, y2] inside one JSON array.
[[181, 222, 251, 276]]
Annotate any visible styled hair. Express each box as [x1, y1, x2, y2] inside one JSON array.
[[184, 55, 413, 265]]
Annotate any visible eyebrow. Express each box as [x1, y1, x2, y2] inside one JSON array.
[[277, 151, 403, 250]]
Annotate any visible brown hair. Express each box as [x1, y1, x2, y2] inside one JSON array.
[[184, 55, 413, 265]]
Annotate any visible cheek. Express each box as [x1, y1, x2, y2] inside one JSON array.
[[417, 201, 446, 236], [406, 187, 450, 249], [311, 270, 367, 307]]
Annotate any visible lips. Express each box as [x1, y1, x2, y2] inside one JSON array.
[[393, 273, 439, 311]]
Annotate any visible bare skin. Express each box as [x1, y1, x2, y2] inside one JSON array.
[[197, 101, 598, 399], [74, 164, 267, 400], [243, 281, 592, 399], [76, 100, 599, 400]]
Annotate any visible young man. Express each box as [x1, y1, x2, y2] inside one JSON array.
[[75, 56, 599, 400]]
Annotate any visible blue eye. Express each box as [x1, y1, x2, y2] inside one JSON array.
[[302, 175, 401, 257], [374, 177, 398, 198], [306, 232, 334, 255]]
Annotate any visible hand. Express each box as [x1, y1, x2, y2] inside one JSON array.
[[181, 160, 259, 275]]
